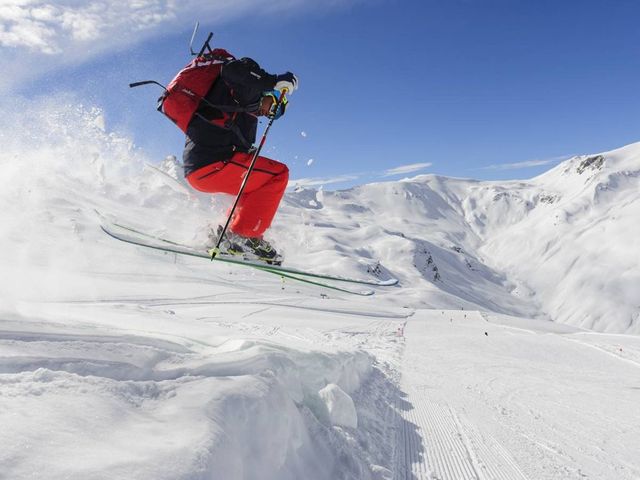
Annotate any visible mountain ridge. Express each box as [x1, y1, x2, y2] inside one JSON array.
[[276, 142, 640, 332]]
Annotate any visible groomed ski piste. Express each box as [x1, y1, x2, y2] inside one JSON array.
[[1, 100, 640, 479]]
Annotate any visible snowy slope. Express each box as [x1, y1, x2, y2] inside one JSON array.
[[1, 101, 639, 479], [395, 309, 640, 480], [277, 142, 640, 333], [476, 144, 640, 332]]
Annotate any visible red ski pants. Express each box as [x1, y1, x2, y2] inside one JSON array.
[[186, 152, 289, 238]]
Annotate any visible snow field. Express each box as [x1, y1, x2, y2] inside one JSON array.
[[1, 97, 639, 478], [395, 310, 640, 479]]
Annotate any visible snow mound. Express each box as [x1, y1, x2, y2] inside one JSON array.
[[319, 383, 358, 429], [0, 312, 375, 479]]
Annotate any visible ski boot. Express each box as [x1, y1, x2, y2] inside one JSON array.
[[212, 226, 283, 265], [241, 236, 283, 265]]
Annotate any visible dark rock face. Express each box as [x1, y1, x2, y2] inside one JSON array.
[[577, 155, 605, 175]]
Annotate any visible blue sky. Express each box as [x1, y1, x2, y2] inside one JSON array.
[[4, 0, 640, 189]]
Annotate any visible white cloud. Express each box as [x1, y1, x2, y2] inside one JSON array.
[[307, 158, 314, 166], [482, 155, 572, 171], [383, 162, 432, 176], [0, 0, 173, 53], [289, 174, 360, 188], [0, 0, 361, 90], [290, 161, 434, 189]]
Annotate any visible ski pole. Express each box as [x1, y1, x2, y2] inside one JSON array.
[[210, 88, 289, 260]]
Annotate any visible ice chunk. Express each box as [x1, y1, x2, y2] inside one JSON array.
[[318, 383, 357, 429]]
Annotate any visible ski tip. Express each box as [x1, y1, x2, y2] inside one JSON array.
[[345, 288, 375, 296], [378, 278, 399, 286]]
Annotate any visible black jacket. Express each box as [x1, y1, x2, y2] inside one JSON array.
[[183, 57, 278, 176]]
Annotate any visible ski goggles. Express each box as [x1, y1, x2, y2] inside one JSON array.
[[262, 89, 288, 119]]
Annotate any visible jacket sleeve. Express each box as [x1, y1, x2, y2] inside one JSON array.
[[220, 57, 278, 105]]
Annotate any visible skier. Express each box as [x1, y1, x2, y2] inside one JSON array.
[[182, 56, 298, 262]]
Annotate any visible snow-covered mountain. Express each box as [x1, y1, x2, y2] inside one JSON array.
[[276, 143, 640, 333], [1, 103, 639, 479]]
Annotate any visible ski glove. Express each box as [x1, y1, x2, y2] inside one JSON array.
[[274, 72, 298, 94], [262, 90, 288, 120]]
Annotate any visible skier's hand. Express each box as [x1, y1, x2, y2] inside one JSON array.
[[274, 72, 298, 95], [260, 90, 288, 119]]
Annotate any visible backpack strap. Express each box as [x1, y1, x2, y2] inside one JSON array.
[[130, 80, 166, 89]]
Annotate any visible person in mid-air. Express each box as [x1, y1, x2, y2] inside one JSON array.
[[182, 54, 298, 262]]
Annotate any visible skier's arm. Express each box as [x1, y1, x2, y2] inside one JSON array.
[[221, 58, 278, 104]]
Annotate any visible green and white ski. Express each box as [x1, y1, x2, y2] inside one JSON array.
[[99, 216, 398, 296]]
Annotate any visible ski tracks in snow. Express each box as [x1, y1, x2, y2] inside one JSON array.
[[396, 393, 526, 480], [394, 309, 640, 480], [395, 311, 527, 480]]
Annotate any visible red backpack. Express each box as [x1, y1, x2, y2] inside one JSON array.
[[130, 48, 236, 133]]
